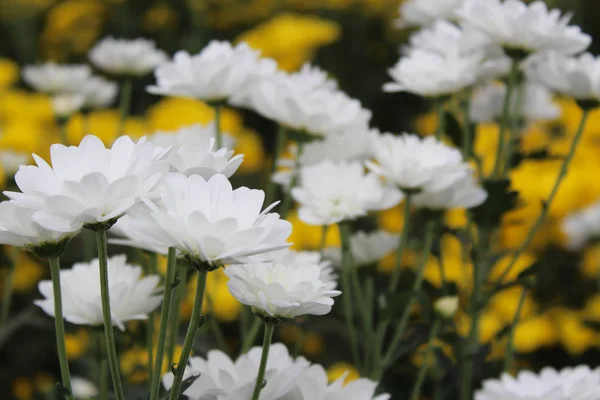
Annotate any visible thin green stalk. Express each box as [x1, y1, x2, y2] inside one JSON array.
[[149, 248, 178, 400], [99, 359, 108, 400], [168, 270, 208, 400], [48, 256, 73, 400], [279, 141, 304, 219], [213, 104, 223, 149], [93, 330, 108, 400], [461, 90, 472, 159], [410, 320, 440, 400], [339, 222, 361, 369], [146, 253, 158, 384], [242, 318, 262, 353], [504, 287, 527, 372], [319, 224, 329, 257], [0, 256, 17, 328], [117, 79, 133, 139], [206, 296, 227, 352], [388, 194, 412, 293], [95, 230, 125, 400], [166, 264, 186, 366], [434, 99, 446, 140], [264, 126, 288, 206], [250, 323, 275, 400], [59, 118, 69, 146], [502, 84, 525, 175], [492, 60, 519, 178], [438, 236, 448, 295]]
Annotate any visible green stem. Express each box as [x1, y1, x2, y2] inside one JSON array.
[[438, 236, 448, 295], [99, 358, 108, 400], [339, 221, 361, 369], [59, 118, 69, 146], [388, 195, 412, 293], [319, 224, 329, 257], [146, 253, 158, 385], [434, 99, 446, 140], [250, 323, 275, 400], [167, 264, 187, 366], [206, 296, 227, 352], [264, 126, 288, 206], [93, 330, 108, 400], [0, 254, 17, 329], [149, 248, 178, 400], [95, 230, 125, 400], [461, 90, 472, 159], [168, 270, 208, 400], [503, 84, 525, 176], [48, 256, 73, 400], [214, 104, 222, 149], [117, 79, 133, 139], [242, 318, 262, 353], [492, 60, 519, 178], [410, 320, 440, 400], [279, 141, 304, 219], [504, 287, 527, 372]]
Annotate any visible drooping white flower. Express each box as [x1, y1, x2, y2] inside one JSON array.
[[162, 344, 309, 400], [89, 37, 168, 77], [383, 49, 482, 97], [457, 0, 591, 57], [80, 76, 118, 109], [470, 81, 560, 123], [225, 261, 341, 318], [412, 171, 488, 210], [292, 160, 403, 226], [51, 93, 86, 118], [148, 40, 277, 103], [147, 123, 236, 150], [35, 254, 162, 329], [22, 63, 91, 94], [71, 377, 98, 400], [367, 133, 471, 193], [140, 173, 292, 267], [475, 365, 600, 400], [394, 0, 465, 28], [5, 135, 170, 232], [561, 201, 600, 250], [0, 150, 30, 175], [324, 230, 399, 268]]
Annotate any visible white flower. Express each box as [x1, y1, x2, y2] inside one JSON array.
[[470, 81, 560, 123], [433, 296, 460, 319], [22, 63, 91, 94], [0, 150, 30, 175], [475, 365, 600, 400], [287, 63, 338, 92], [109, 204, 171, 255], [71, 377, 98, 400], [148, 40, 277, 103], [292, 160, 403, 226], [162, 344, 309, 400], [324, 230, 399, 268], [457, 0, 591, 56], [412, 171, 488, 210], [525, 52, 600, 102], [51, 93, 85, 118], [5, 135, 169, 232], [140, 173, 292, 266], [367, 133, 471, 193], [35, 254, 162, 329], [225, 261, 341, 318], [395, 0, 465, 28], [383, 49, 482, 97], [561, 202, 600, 250], [80, 76, 118, 109], [147, 123, 236, 150], [0, 201, 79, 249], [89, 37, 168, 76]]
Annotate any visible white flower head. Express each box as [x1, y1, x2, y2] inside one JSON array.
[[367, 133, 471, 193], [51, 93, 85, 118], [5, 135, 170, 232], [80, 76, 118, 109], [225, 261, 341, 318], [324, 230, 399, 268], [0, 150, 30, 175], [109, 204, 171, 255], [148, 40, 277, 103], [140, 173, 292, 267], [71, 377, 98, 400], [395, 0, 465, 28], [475, 365, 600, 400], [35, 254, 162, 329], [162, 344, 309, 400], [457, 0, 591, 57], [89, 36, 168, 76], [412, 171, 488, 210], [22, 62, 91, 94], [147, 123, 236, 150], [292, 160, 403, 226], [561, 201, 600, 250]]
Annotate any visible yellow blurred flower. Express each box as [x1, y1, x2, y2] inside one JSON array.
[[550, 307, 596, 355], [142, 2, 178, 32], [487, 252, 536, 284], [457, 311, 504, 343], [0, 89, 54, 123], [327, 362, 360, 384], [584, 294, 600, 322], [11, 253, 44, 293], [66, 111, 148, 146], [287, 212, 340, 251], [120, 347, 149, 384], [34, 372, 55, 394], [377, 204, 405, 234], [182, 269, 241, 323], [234, 129, 266, 174], [302, 332, 325, 358], [513, 314, 558, 353], [0, 59, 19, 91], [423, 235, 472, 291], [580, 244, 600, 279], [65, 329, 89, 360], [238, 13, 341, 71], [413, 111, 437, 136], [473, 123, 500, 177], [12, 377, 34, 400], [487, 287, 536, 325]]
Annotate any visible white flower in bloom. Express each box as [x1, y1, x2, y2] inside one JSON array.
[[395, 0, 465, 28], [525, 52, 600, 102], [225, 261, 341, 318], [109, 205, 171, 255], [470, 82, 560, 123], [0, 150, 30, 175], [35, 255, 162, 329], [89, 37, 168, 76], [162, 344, 309, 400], [561, 202, 600, 250], [80, 76, 118, 109], [292, 160, 403, 226], [367, 133, 471, 192], [475, 365, 600, 400], [71, 377, 98, 400], [457, 0, 591, 56], [324, 230, 399, 267], [22, 63, 91, 94], [5, 135, 169, 232], [141, 173, 292, 266], [287, 63, 338, 91], [0, 201, 79, 249], [51, 93, 85, 118], [412, 171, 488, 210], [148, 40, 277, 103], [383, 50, 482, 97], [147, 123, 236, 150]]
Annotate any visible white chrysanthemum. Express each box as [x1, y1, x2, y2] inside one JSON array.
[[71, 377, 98, 400], [35, 255, 162, 329], [22, 63, 91, 94], [80, 76, 118, 109], [395, 0, 465, 28], [291, 160, 403, 226], [51, 93, 85, 118], [147, 123, 236, 150], [141, 173, 292, 266], [109, 204, 171, 255], [89, 37, 167, 76], [5, 135, 169, 232], [383, 49, 482, 97], [324, 230, 399, 267], [457, 0, 591, 56], [162, 344, 309, 400], [561, 202, 600, 250], [470, 81, 560, 123], [0, 150, 30, 175], [525, 52, 600, 102], [412, 171, 488, 210], [148, 40, 277, 103], [225, 261, 341, 318], [475, 365, 600, 400], [367, 133, 471, 193]]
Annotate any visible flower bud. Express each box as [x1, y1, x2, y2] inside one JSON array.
[[434, 296, 459, 319]]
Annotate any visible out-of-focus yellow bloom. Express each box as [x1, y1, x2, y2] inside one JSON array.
[[0, 0, 55, 19], [411, 338, 453, 366], [0, 59, 19, 90], [584, 294, 600, 322], [65, 329, 89, 360], [580, 244, 600, 279], [0, 90, 54, 123], [195, 0, 277, 30], [12, 253, 44, 293], [377, 249, 416, 274], [238, 13, 341, 71], [413, 111, 437, 136], [302, 332, 325, 358], [279, 324, 303, 344], [377, 204, 405, 234], [0, 120, 53, 160], [66, 111, 148, 146], [445, 208, 468, 229], [142, 2, 178, 31], [120, 347, 148, 383], [12, 377, 34, 400], [487, 287, 536, 325], [473, 123, 500, 176], [182, 269, 241, 323], [513, 314, 558, 353], [287, 212, 340, 250], [234, 129, 265, 174], [423, 235, 472, 291], [487, 252, 536, 284], [327, 362, 360, 384], [550, 307, 596, 355], [34, 372, 54, 394], [457, 311, 503, 343]]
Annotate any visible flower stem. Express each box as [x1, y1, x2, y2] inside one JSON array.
[[492, 60, 519, 178], [241, 318, 262, 353], [0, 250, 17, 329], [339, 221, 361, 370], [95, 229, 125, 400], [167, 264, 187, 366], [461, 90, 472, 159], [117, 79, 133, 139], [502, 84, 525, 176], [319, 225, 329, 257], [434, 99, 446, 140], [250, 322, 275, 400], [92, 330, 108, 400], [504, 287, 527, 372], [48, 256, 73, 400], [149, 248, 178, 400], [168, 270, 208, 400], [279, 141, 304, 219], [146, 253, 158, 384], [59, 118, 69, 146], [206, 296, 227, 351], [410, 319, 440, 400], [264, 125, 288, 206], [213, 104, 223, 149], [388, 194, 412, 293]]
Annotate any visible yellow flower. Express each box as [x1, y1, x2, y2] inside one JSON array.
[[487, 287, 536, 325], [287, 212, 340, 251], [205, 269, 241, 323], [142, 2, 178, 31], [0, 89, 54, 123], [233, 129, 265, 174], [487, 252, 536, 284], [12, 377, 34, 400], [34, 372, 55, 394], [120, 347, 149, 384], [237, 13, 341, 71], [513, 314, 557, 353], [279, 324, 303, 344], [0, 59, 19, 90], [423, 235, 473, 291], [66, 111, 148, 146], [473, 123, 500, 177], [583, 294, 600, 322], [326, 362, 360, 384], [302, 332, 325, 358], [11, 253, 44, 293], [377, 205, 405, 234], [65, 329, 89, 360], [456, 311, 504, 343], [445, 208, 468, 229], [550, 307, 596, 355], [413, 111, 437, 136]]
